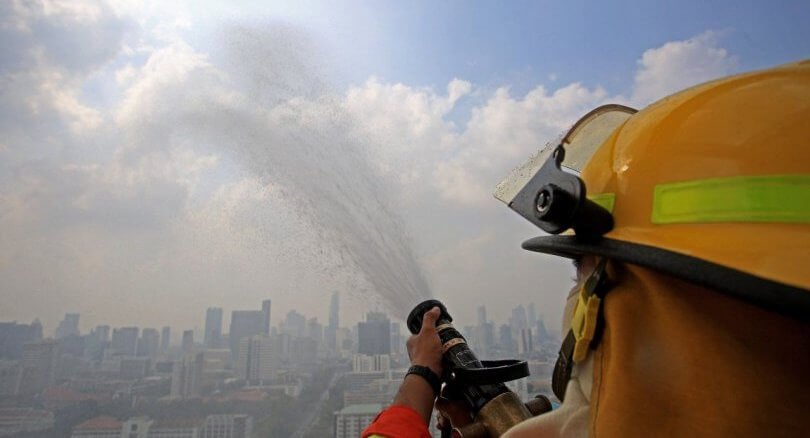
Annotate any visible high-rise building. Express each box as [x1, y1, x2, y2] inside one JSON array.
[[334, 404, 382, 438], [535, 319, 549, 343], [480, 322, 495, 352], [358, 312, 390, 355], [160, 326, 171, 351], [171, 353, 204, 399], [236, 335, 273, 384], [0, 321, 43, 360], [352, 354, 391, 372], [137, 328, 160, 357], [85, 326, 109, 361], [511, 305, 529, 332], [202, 414, 253, 438], [0, 361, 21, 395], [389, 322, 402, 355], [499, 324, 514, 353], [182, 330, 194, 353], [17, 340, 59, 395], [329, 292, 339, 329], [261, 300, 272, 336], [55, 313, 80, 339], [93, 325, 110, 343], [307, 318, 323, 346], [518, 328, 533, 355], [477, 305, 487, 326], [229, 311, 264, 358], [527, 303, 538, 328], [204, 308, 223, 348], [111, 327, 139, 356], [326, 292, 339, 351], [284, 310, 306, 338]]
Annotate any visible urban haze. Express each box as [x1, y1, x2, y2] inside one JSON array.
[[1, 1, 808, 437]]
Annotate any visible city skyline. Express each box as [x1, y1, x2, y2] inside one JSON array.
[[20, 299, 558, 346]]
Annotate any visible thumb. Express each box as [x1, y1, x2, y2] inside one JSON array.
[[421, 306, 441, 332]]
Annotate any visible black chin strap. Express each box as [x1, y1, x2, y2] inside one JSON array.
[[552, 258, 612, 401]]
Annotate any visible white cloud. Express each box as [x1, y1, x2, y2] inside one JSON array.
[[344, 80, 608, 206], [0, 16, 746, 330], [631, 30, 737, 106]]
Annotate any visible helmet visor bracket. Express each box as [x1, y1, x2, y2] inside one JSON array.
[[495, 104, 636, 239]]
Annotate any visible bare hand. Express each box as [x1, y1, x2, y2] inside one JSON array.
[[406, 306, 444, 376]]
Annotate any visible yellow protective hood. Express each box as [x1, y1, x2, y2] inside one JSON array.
[[589, 261, 810, 436]]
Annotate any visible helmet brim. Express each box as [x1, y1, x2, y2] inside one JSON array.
[[523, 235, 810, 322]]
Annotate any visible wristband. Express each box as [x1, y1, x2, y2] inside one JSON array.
[[406, 365, 441, 395]]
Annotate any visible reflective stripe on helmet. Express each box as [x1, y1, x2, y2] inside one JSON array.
[[652, 174, 810, 224]]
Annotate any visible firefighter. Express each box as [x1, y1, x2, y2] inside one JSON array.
[[365, 60, 810, 437]]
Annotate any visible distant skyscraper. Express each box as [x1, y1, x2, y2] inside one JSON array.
[[284, 310, 306, 338], [182, 330, 194, 353], [358, 312, 391, 355], [535, 319, 549, 343], [138, 328, 160, 357], [481, 321, 495, 353], [203, 415, 253, 438], [262, 300, 272, 336], [352, 353, 391, 372], [111, 327, 139, 356], [171, 352, 204, 399], [229, 311, 265, 358], [55, 313, 80, 339], [527, 303, 537, 328], [390, 322, 402, 355], [93, 325, 110, 343], [510, 305, 529, 332], [307, 318, 323, 345], [517, 328, 533, 355], [204, 308, 223, 348], [17, 340, 59, 395], [329, 292, 339, 329], [161, 326, 171, 351], [236, 335, 273, 384], [0, 321, 43, 360], [477, 305, 487, 326], [499, 324, 514, 353], [326, 292, 340, 351]]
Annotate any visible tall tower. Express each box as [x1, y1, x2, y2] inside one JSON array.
[[358, 312, 391, 355], [229, 311, 265, 358], [326, 292, 339, 352], [182, 330, 194, 353], [55, 313, 80, 338], [160, 326, 171, 351], [329, 292, 339, 329], [17, 340, 59, 396], [262, 300, 272, 335], [527, 303, 537, 327], [111, 327, 139, 356], [204, 308, 223, 348]]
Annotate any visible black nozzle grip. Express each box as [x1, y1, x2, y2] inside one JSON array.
[[407, 299, 452, 334]]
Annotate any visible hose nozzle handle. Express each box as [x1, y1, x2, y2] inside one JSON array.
[[407, 299, 452, 334]]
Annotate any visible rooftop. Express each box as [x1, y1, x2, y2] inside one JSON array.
[[74, 416, 121, 431]]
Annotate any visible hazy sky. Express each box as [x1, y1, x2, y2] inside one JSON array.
[[1, 0, 809, 336]]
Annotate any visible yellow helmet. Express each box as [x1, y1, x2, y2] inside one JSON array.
[[497, 60, 810, 320]]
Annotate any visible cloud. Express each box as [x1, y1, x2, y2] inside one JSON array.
[[631, 30, 738, 105], [0, 13, 744, 332]]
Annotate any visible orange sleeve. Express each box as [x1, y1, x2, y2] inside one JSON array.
[[361, 405, 432, 438]]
